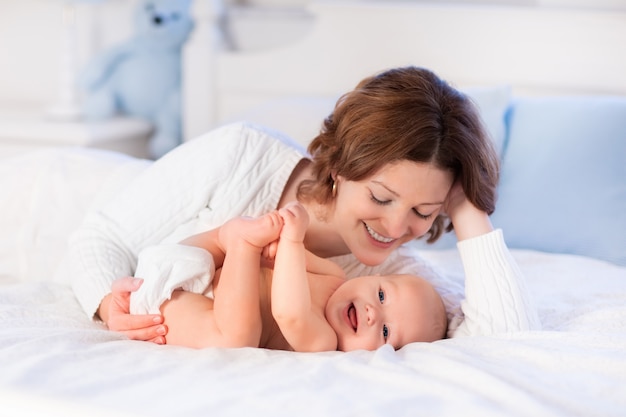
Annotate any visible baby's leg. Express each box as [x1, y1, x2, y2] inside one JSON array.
[[212, 212, 283, 347], [159, 290, 219, 348]]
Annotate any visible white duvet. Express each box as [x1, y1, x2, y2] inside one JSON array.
[[1, 148, 625, 417]]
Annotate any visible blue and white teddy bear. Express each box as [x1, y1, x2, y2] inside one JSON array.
[[80, 0, 194, 158]]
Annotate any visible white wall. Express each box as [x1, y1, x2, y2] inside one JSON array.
[[1, 0, 62, 107], [0, 0, 136, 109], [1, 0, 624, 110], [233, 0, 626, 9]]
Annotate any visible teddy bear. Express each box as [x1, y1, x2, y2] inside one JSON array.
[[79, 0, 194, 158]]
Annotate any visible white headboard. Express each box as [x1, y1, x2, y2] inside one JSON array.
[[182, 0, 626, 141]]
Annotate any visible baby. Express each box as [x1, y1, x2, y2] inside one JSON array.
[[131, 202, 447, 352]]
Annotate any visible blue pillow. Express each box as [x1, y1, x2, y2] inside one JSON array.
[[491, 96, 626, 266]]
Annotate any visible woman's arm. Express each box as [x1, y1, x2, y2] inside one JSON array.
[[445, 182, 541, 337], [70, 125, 247, 323], [452, 229, 542, 337], [70, 123, 303, 340]]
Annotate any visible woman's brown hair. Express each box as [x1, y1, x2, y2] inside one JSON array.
[[298, 66, 500, 243]]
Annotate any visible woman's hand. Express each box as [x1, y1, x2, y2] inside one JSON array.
[[444, 181, 494, 242], [98, 277, 167, 344]]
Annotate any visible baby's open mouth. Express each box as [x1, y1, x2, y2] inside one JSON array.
[[348, 303, 357, 332]]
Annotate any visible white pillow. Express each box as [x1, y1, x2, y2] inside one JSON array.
[[462, 84, 512, 157], [0, 148, 149, 284]]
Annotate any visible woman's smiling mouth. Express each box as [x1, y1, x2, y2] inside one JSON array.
[[364, 223, 394, 244]]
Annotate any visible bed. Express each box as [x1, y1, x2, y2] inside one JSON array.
[[1, 1, 626, 416]]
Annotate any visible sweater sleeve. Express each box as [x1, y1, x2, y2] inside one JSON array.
[[69, 122, 302, 320], [450, 229, 542, 338]]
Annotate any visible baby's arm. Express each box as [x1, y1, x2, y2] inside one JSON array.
[[272, 202, 337, 352]]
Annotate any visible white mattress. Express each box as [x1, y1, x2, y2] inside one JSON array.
[[0, 148, 625, 417], [1, 249, 625, 417]]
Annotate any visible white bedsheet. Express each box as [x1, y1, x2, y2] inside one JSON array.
[[1, 248, 625, 417], [0, 147, 625, 417]]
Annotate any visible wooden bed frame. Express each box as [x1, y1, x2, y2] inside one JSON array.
[[181, 0, 626, 141]]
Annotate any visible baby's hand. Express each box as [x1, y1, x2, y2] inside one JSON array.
[[278, 201, 309, 243], [261, 240, 278, 267]]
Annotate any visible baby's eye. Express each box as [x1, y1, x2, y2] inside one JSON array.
[[382, 324, 389, 341], [378, 289, 385, 303]]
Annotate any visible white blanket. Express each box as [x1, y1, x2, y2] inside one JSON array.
[[1, 249, 625, 417], [0, 148, 625, 417]]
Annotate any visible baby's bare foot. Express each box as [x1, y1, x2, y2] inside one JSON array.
[[221, 212, 283, 250]]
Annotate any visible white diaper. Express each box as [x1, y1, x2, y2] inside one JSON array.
[[130, 244, 216, 314]]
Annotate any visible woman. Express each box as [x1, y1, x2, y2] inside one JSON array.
[[70, 66, 540, 343]]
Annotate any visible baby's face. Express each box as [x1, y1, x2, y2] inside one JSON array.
[[324, 274, 444, 351]]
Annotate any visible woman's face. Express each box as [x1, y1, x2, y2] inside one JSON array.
[[332, 160, 453, 266]]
